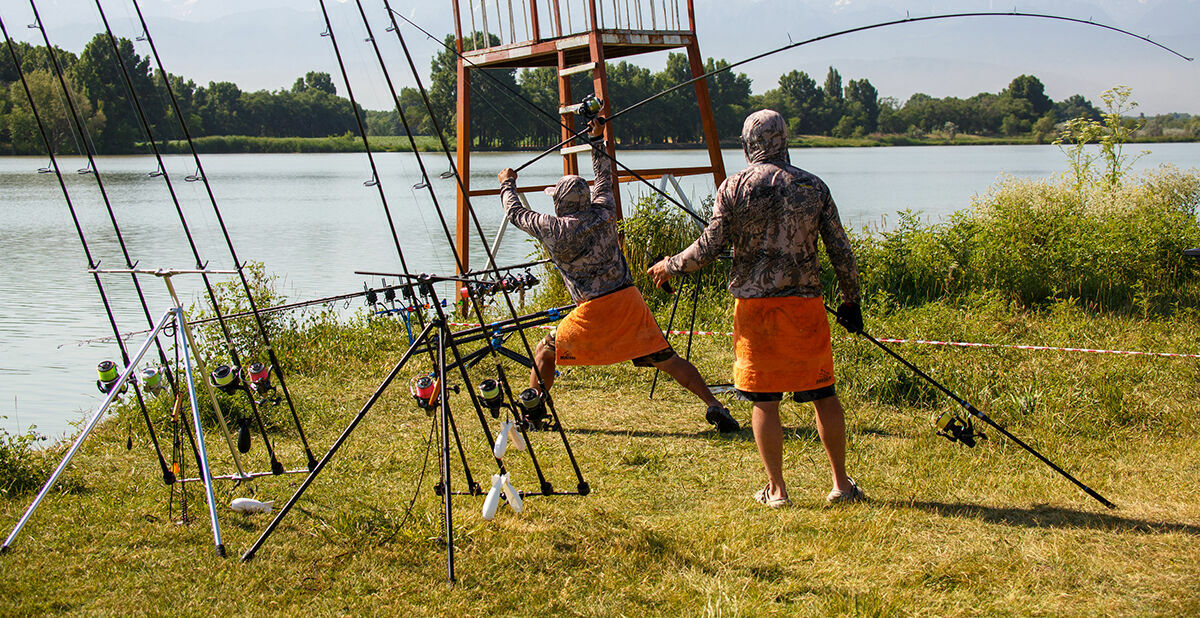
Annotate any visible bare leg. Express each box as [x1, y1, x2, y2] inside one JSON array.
[[752, 401, 787, 500], [530, 339, 557, 391], [812, 395, 853, 492], [652, 354, 719, 407]]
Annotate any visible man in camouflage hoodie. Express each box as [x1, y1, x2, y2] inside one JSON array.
[[497, 119, 739, 433], [649, 109, 866, 505]]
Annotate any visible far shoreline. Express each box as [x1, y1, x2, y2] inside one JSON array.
[[3, 133, 1195, 157]]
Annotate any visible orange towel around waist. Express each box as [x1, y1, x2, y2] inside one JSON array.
[[555, 286, 669, 366], [733, 296, 835, 394]]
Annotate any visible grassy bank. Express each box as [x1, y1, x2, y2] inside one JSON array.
[[1, 298, 1198, 615]]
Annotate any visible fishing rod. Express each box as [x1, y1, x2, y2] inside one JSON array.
[[502, 10, 1193, 175], [70, 263, 555, 348], [91, 0, 287, 476], [393, 9, 709, 227], [29, 0, 250, 479], [612, 10, 1192, 125], [827, 307, 1115, 509], [127, 0, 318, 470], [382, 0, 587, 491], [356, 0, 576, 495], [1, 14, 173, 485], [315, 0, 482, 494]]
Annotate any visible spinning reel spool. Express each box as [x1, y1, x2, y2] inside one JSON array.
[[246, 362, 280, 405], [209, 364, 242, 395], [96, 360, 128, 395]]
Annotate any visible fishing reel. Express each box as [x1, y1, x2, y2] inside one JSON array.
[[932, 410, 986, 448], [411, 375, 439, 411], [246, 362, 280, 405], [517, 387, 551, 430], [566, 93, 604, 122], [140, 366, 167, 396], [96, 360, 128, 395], [479, 378, 517, 420], [209, 364, 242, 395]]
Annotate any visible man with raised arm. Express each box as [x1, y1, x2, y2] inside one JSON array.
[[648, 109, 866, 506], [496, 118, 739, 433]]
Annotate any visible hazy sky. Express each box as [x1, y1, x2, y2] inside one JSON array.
[[5, 0, 1198, 115]]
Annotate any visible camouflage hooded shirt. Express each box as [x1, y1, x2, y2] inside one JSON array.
[[500, 140, 632, 304], [663, 110, 860, 302]]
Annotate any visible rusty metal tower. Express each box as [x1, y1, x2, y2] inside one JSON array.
[[450, 0, 726, 270]]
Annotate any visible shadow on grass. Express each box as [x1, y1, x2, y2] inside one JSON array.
[[889, 500, 1200, 535], [564, 425, 893, 441]]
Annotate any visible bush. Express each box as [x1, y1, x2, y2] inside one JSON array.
[[0, 420, 49, 497], [848, 167, 1200, 315]]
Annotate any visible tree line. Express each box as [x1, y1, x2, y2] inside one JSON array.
[[2, 32, 1198, 155]]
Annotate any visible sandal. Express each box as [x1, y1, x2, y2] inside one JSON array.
[[753, 484, 792, 508]]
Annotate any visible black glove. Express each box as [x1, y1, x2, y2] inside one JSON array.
[[835, 302, 864, 334]]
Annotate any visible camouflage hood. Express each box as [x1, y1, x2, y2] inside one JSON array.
[[742, 109, 790, 165], [546, 174, 592, 216]]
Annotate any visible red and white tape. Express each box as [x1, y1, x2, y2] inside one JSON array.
[[448, 322, 1198, 359]]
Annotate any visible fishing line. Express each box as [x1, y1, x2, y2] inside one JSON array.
[[609, 11, 1192, 125], [10, 7, 176, 483], [382, 0, 586, 491], [317, 0, 483, 492], [351, 0, 569, 491], [92, 0, 288, 476], [127, 0, 319, 470]]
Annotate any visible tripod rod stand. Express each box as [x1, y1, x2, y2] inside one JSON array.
[[242, 275, 588, 583]]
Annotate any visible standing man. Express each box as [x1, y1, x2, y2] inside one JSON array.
[[497, 118, 739, 433], [648, 109, 866, 505]]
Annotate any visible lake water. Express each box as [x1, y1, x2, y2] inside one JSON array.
[[3, 143, 1199, 440]]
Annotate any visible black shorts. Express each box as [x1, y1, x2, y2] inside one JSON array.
[[541, 330, 675, 367], [735, 384, 837, 403]]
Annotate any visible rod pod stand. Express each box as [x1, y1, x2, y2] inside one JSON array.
[[830, 306, 1115, 509], [2, 267, 256, 558]]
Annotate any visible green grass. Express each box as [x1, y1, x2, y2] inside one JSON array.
[[2, 299, 1199, 615]]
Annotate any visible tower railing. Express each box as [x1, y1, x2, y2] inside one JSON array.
[[454, 0, 690, 51]]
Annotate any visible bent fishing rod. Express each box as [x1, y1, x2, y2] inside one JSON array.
[[91, 0, 288, 477], [507, 10, 1193, 174], [826, 307, 1115, 509], [393, 9, 709, 227], [382, 0, 586, 487], [2, 14, 173, 485], [127, 0, 318, 470]]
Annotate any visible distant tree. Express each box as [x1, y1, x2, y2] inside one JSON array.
[[778, 70, 822, 134], [292, 71, 336, 96], [72, 34, 161, 152], [5, 70, 105, 154], [1054, 94, 1100, 122], [844, 78, 879, 133], [1032, 113, 1057, 143], [1002, 74, 1051, 121], [821, 66, 843, 133], [195, 81, 244, 135]]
